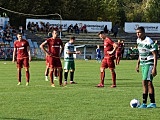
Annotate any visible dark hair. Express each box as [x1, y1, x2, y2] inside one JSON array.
[[136, 26, 145, 33], [17, 32, 22, 36], [98, 31, 105, 35], [70, 36, 75, 40]]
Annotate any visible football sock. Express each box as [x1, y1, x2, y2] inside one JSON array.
[[54, 69, 58, 77], [18, 70, 21, 82], [45, 68, 49, 76], [49, 70, 54, 84], [149, 93, 155, 103], [111, 72, 116, 85], [59, 71, 63, 85], [100, 72, 105, 84], [143, 93, 148, 104], [70, 72, 74, 81], [64, 72, 68, 81], [26, 71, 30, 83]]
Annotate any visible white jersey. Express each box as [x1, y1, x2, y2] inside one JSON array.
[[64, 42, 75, 61], [137, 36, 155, 65]]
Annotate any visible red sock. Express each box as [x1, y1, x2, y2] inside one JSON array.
[[54, 69, 58, 77], [18, 70, 21, 82], [45, 68, 49, 76], [59, 70, 62, 85], [111, 72, 116, 85], [26, 71, 30, 83], [100, 72, 105, 85], [50, 71, 54, 84]]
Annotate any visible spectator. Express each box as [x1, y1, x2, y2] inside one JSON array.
[[73, 23, 79, 34], [67, 24, 73, 33], [18, 26, 24, 36], [112, 22, 119, 38], [81, 24, 87, 33], [104, 25, 108, 34]]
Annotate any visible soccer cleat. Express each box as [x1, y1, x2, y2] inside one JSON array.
[[17, 82, 21, 85], [96, 83, 104, 87], [54, 77, 58, 81], [138, 103, 147, 108], [70, 81, 77, 84], [26, 82, 29, 86], [45, 77, 49, 81], [51, 84, 55, 87], [110, 85, 116, 88], [147, 103, 156, 108], [64, 81, 67, 86]]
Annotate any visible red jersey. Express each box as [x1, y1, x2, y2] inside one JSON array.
[[116, 42, 123, 52], [14, 39, 29, 59], [46, 38, 63, 57], [104, 37, 115, 57]]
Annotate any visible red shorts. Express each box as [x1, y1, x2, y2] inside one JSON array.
[[17, 58, 29, 68], [116, 51, 121, 57], [101, 57, 115, 69], [48, 56, 62, 68]]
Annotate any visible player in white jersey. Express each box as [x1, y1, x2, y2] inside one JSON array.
[[136, 26, 157, 108], [63, 36, 81, 85]]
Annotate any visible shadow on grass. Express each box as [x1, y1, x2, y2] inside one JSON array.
[[0, 117, 37, 120]]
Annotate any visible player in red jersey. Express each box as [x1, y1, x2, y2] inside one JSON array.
[[115, 39, 124, 65], [12, 33, 31, 86], [96, 31, 118, 88], [40, 29, 64, 87]]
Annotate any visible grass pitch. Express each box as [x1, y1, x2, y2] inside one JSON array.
[[0, 60, 160, 120]]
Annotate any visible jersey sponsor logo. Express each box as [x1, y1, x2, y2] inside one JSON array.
[[52, 45, 60, 48], [18, 47, 24, 50]]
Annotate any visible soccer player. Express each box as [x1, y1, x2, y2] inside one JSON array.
[[40, 29, 64, 87], [63, 36, 80, 85], [115, 39, 124, 65], [96, 45, 102, 63], [12, 32, 31, 86], [96, 31, 118, 88], [136, 26, 157, 108]]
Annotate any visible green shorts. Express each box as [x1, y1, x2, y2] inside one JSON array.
[[141, 64, 153, 81], [64, 61, 75, 70]]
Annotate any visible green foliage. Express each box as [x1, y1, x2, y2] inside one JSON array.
[[0, 0, 160, 27]]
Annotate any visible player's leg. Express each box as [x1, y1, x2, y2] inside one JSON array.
[[96, 58, 107, 87], [54, 68, 58, 80], [139, 65, 152, 108], [16, 59, 22, 85], [70, 61, 76, 84], [24, 58, 30, 86], [108, 58, 116, 87], [45, 66, 49, 81], [49, 67, 55, 87], [57, 67, 63, 86], [147, 65, 156, 108]]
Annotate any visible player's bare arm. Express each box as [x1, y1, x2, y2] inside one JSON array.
[[152, 51, 157, 77], [12, 48, 16, 63], [136, 57, 140, 72], [27, 46, 31, 62], [107, 43, 118, 54], [40, 41, 50, 56]]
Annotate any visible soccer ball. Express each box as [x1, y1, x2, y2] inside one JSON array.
[[130, 99, 140, 108]]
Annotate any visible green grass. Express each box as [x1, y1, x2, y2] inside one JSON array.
[[0, 60, 160, 120]]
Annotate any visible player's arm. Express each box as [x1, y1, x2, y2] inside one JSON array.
[[12, 47, 16, 62], [108, 43, 118, 55], [27, 46, 31, 62], [40, 41, 50, 56], [136, 57, 140, 72], [152, 50, 157, 77], [60, 44, 64, 57]]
